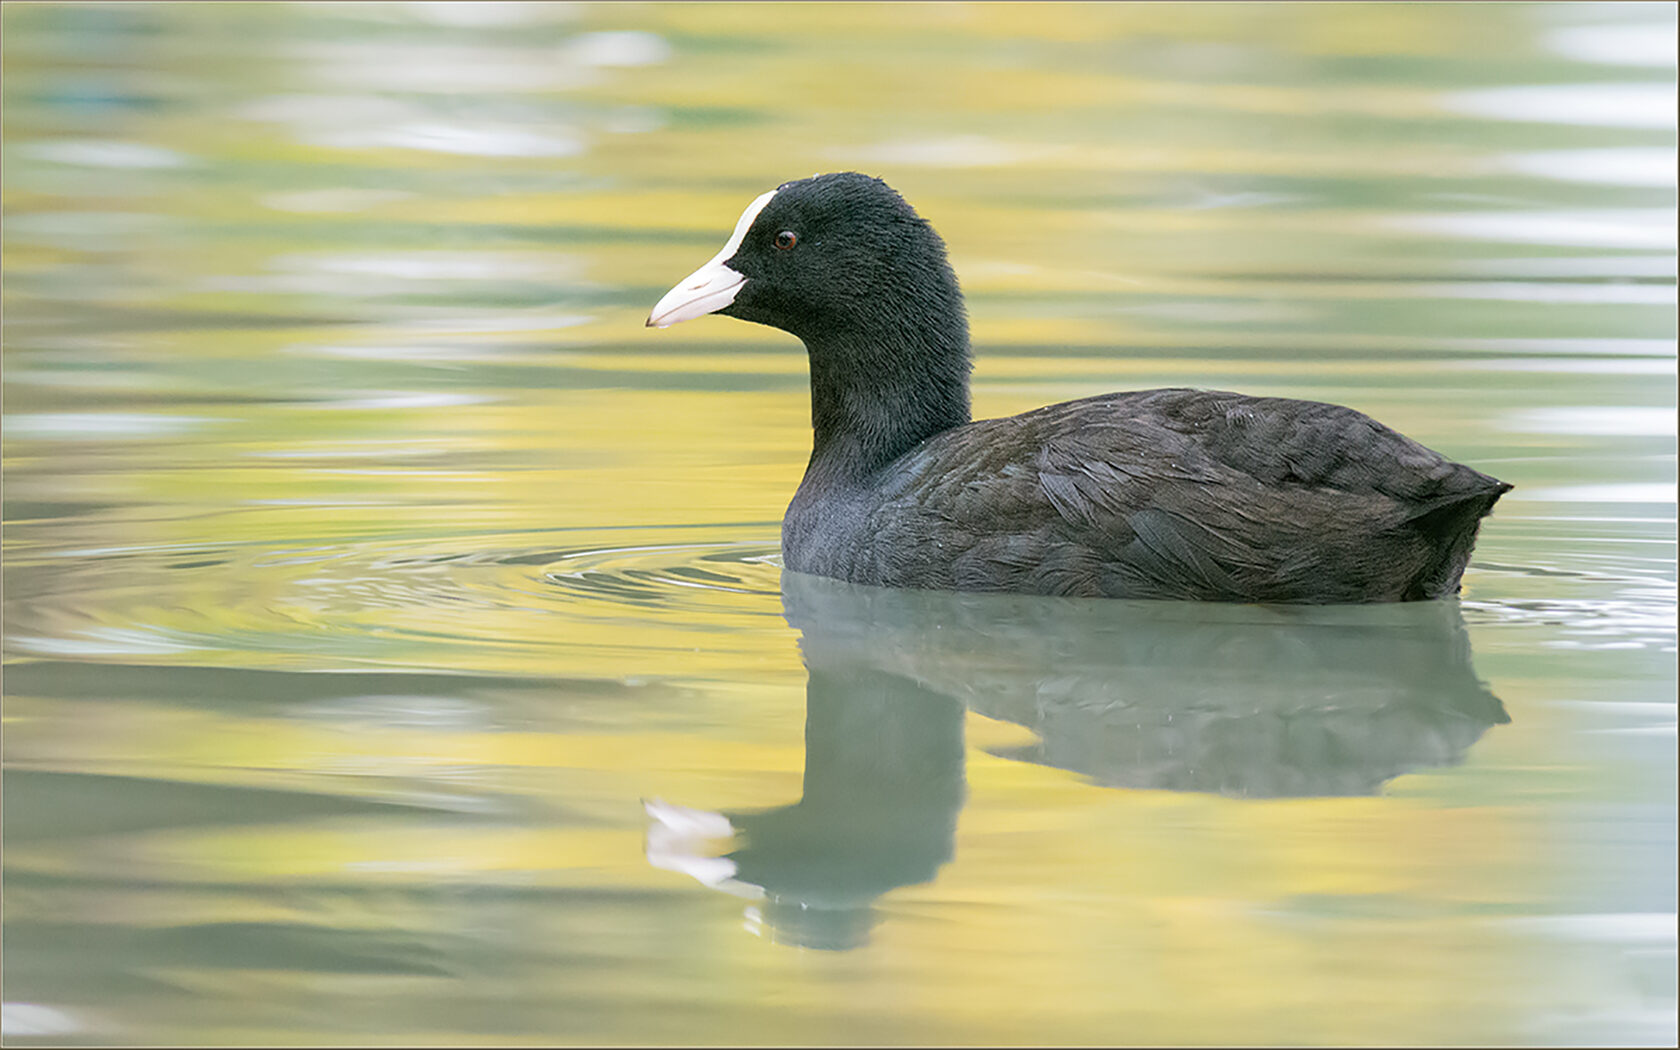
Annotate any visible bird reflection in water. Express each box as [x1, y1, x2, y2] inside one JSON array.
[[646, 573, 1509, 950]]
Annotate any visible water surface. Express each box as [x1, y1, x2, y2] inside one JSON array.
[[3, 3, 1675, 1045]]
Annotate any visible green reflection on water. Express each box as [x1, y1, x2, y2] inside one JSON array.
[[2, 2, 1675, 1046]]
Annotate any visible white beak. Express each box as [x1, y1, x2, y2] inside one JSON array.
[[645, 257, 745, 329], [646, 188, 778, 329]]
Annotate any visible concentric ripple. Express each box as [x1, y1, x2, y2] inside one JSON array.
[[3, 527, 792, 675], [538, 540, 784, 610], [6, 511, 1674, 674]]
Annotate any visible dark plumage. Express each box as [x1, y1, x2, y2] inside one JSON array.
[[648, 172, 1510, 603]]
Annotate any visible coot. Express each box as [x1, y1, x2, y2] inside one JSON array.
[[647, 172, 1510, 603]]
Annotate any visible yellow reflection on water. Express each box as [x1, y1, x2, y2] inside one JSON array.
[[2, 0, 1673, 1044]]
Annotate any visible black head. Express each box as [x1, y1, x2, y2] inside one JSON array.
[[649, 173, 973, 471], [648, 172, 966, 346]]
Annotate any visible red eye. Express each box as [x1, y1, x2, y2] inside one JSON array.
[[774, 230, 798, 250]]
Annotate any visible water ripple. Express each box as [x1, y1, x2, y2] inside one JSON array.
[[4, 531, 789, 671]]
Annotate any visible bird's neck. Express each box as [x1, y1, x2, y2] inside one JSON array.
[[802, 316, 971, 483]]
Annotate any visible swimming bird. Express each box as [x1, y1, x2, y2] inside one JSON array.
[[647, 172, 1510, 603]]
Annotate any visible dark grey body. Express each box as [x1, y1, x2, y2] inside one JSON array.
[[784, 387, 1510, 603]]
